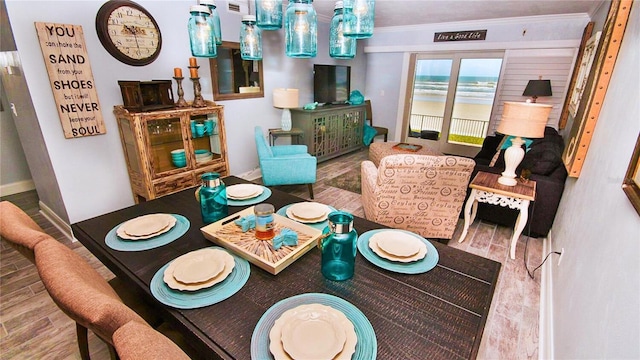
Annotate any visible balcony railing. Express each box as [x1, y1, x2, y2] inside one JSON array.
[[409, 114, 489, 142]]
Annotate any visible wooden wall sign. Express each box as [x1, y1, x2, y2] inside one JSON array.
[[35, 22, 106, 138], [434, 30, 486, 42], [562, 0, 632, 177]]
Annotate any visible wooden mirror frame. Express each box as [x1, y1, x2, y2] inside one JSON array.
[[209, 41, 264, 101]]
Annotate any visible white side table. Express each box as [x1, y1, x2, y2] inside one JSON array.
[[458, 171, 536, 260]]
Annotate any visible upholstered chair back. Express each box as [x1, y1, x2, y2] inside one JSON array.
[[113, 320, 191, 360], [0, 201, 50, 263], [34, 238, 146, 346], [361, 154, 475, 239]]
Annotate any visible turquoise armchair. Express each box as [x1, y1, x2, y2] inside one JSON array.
[[254, 126, 317, 198]]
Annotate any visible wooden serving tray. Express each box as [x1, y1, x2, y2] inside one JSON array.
[[200, 207, 322, 275]]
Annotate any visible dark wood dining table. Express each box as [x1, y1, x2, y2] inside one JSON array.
[[71, 176, 501, 360]]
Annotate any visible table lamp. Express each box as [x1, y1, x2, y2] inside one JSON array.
[[273, 88, 299, 131], [496, 102, 552, 186], [522, 78, 552, 103]]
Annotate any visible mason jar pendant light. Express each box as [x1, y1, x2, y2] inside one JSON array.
[[240, 15, 263, 60], [285, 0, 317, 58], [199, 0, 222, 45], [330, 1, 356, 59], [255, 0, 283, 30], [188, 5, 217, 57], [343, 0, 374, 39]]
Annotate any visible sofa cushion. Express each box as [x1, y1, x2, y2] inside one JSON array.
[[519, 127, 564, 176]]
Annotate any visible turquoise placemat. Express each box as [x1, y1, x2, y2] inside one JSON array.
[[357, 229, 439, 274], [228, 187, 272, 206], [251, 293, 376, 360], [276, 203, 337, 231], [150, 246, 250, 309], [105, 214, 189, 252]]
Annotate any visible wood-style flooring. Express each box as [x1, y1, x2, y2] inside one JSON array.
[[0, 146, 543, 359]]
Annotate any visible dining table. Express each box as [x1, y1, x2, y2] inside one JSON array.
[[71, 176, 501, 360]]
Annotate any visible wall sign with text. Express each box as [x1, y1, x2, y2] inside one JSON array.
[[35, 22, 106, 139], [434, 30, 487, 42]]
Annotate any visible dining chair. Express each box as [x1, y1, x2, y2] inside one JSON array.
[[34, 237, 155, 360], [365, 100, 388, 142], [113, 320, 191, 360], [361, 154, 475, 240], [0, 201, 51, 263], [254, 126, 317, 199]]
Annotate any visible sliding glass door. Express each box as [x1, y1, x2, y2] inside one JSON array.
[[404, 51, 504, 156]]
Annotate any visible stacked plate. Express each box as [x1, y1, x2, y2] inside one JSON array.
[[368, 230, 427, 262], [116, 214, 177, 240], [226, 184, 264, 200], [285, 202, 332, 223], [163, 248, 235, 291], [269, 304, 357, 360]]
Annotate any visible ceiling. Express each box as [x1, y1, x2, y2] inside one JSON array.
[[309, 0, 606, 28]]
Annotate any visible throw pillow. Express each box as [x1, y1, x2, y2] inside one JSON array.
[[520, 129, 564, 175], [363, 123, 377, 145]]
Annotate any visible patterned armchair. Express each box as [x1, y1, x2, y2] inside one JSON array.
[[255, 126, 317, 198], [361, 154, 475, 240]]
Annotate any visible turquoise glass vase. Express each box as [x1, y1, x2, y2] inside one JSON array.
[[284, 0, 317, 58], [320, 211, 358, 281], [330, 1, 356, 59], [199, 172, 228, 224]]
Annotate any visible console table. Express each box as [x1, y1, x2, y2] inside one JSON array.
[[291, 104, 366, 162], [459, 171, 536, 259]]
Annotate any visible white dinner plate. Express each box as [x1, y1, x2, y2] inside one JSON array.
[[171, 249, 226, 284], [368, 231, 427, 263], [269, 303, 357, 360], [116, 214, 177, 240], [163, 249, 235, 291], [226, 184, 264, 200], [286, 202, 331, 223], [371, 230, 424, 258]]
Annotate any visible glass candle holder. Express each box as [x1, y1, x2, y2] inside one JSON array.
[[254, 203, 275, 240]]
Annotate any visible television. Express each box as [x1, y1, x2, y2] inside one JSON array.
[[313, 64, 351, 105]]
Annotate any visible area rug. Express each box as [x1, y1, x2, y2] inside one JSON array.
[[326, 169, 361, 194]]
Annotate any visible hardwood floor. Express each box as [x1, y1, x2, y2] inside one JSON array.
[[0, 146, 543, 359]]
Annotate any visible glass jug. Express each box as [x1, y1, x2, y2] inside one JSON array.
[[199, 172, 228, 223], [320, 211, 357, 281]]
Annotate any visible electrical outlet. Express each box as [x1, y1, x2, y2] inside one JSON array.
[[558, 248, 565, 266]]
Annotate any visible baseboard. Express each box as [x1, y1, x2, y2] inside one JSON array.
[[539, 232, 555, 360], [38, 200, 74, 242], [0, 179, 35, 197], [236, 167, 262, 181]]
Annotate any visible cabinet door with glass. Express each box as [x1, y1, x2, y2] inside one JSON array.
[[145, 116, 187, 177]]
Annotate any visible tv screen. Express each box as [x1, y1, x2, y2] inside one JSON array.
[[313, 65, 351, 105]]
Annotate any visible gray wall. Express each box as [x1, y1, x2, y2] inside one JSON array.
[[552, 4, 640, 358]]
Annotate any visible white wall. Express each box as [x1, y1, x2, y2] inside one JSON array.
[[4, 0, 365, 223], [552, 4, 640, 358]]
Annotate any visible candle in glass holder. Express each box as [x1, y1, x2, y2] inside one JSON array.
[[189, 67, 198, 78], [174, 67, 182, 77], [189, 57, 197, 67]]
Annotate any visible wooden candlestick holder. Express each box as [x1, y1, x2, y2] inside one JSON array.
[[189, 66, 206, 108], [173, 77, 189, 108]]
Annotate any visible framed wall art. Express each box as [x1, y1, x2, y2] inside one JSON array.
[[562, 0, 632, 178], [623, 135, 640, 216]]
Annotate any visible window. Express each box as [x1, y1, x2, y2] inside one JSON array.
[[404, 51, 504, 157]]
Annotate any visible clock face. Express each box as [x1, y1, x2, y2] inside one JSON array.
[[96, 1, 162, 66]]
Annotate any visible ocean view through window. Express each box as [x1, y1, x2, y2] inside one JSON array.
[[407, 53, 503, 156]]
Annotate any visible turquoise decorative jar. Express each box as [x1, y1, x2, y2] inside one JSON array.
[[240, 15, 263, 60], [320, 211, 358, 281], [188, 5, 216, 58], [199, 172, 228, 223], [255, 0, 283, 30], [330, 1, 356, 59], [285, 0, 317, 58], [343, 0, 375, 39]]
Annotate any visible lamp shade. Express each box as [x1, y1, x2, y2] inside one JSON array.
[[273, 88, 299, 108], [523, 79, 552, 97], [497, 102, 552, 139]]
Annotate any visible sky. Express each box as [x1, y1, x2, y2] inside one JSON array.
[[416, 58, 503, 78]]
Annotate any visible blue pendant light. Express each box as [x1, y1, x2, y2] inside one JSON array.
[[285, 0, 317, 58], [343, 0, 375, 39], [255, 0, 283, 30], [330, 1, 356, 59]]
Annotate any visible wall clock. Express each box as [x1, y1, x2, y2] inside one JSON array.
[[95, 0, 162, 66]]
